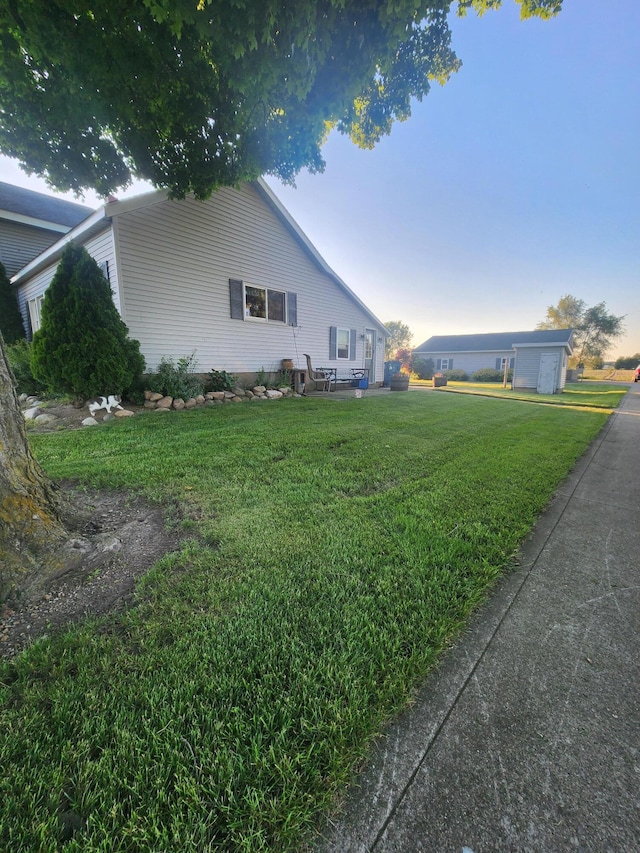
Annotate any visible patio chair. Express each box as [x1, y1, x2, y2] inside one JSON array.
[[304, 353, 332, 393]]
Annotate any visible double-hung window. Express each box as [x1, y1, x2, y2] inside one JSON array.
[[336, 328, 350, 359]]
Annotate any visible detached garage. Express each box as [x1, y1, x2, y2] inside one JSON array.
[[413, 329, 574, 393]]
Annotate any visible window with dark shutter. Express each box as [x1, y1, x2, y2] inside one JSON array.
[[229, 279, 244, 319], [349, 329, 356, 360], [287, 292, 297, 327], [329, 326, 337, 359]]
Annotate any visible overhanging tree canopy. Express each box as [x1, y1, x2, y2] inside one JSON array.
[[0, 0, 562, 199]]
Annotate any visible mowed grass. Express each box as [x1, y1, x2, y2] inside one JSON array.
[[412, 380, 627, 409], [1, 392, 612, 851]]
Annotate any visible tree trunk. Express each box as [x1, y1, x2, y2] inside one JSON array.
[[0, 334, 67, 601]]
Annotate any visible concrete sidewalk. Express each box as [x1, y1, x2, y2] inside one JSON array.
[[316, 385, 640, 853]]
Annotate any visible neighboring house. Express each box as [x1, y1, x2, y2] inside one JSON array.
[[414, 329, 574, 393], [11, 180, 387, 384], [0, 181, 91, 277]]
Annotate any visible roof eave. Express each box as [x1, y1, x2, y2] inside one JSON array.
[[254, 178, 388, 334], [11, 207, 110, 285]]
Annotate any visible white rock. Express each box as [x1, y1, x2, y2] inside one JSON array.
[[82, 417, 100, 426]]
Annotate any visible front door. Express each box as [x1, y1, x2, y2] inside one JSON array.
[[364, 329, 376, 382], [537, 352, 559, 394]]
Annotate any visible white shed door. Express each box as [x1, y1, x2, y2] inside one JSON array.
[[537, 352, 559, 394]]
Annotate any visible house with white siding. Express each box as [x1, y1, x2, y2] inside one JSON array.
[[414, 330, 574, 393], [0, 181, 91, 277], [11, 180, 387, 386]]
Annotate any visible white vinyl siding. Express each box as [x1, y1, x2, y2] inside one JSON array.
[[115, 184, 384, 374], [420, 351, 515, 376], [16, 228, 119, 337], [512, 345, 567, 392]]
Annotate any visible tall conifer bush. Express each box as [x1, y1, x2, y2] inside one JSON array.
[[0, 261, 26, 344], [31, 244, 145, 399]]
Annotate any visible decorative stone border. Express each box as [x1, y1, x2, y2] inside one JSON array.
[[143, 384, 300, 410]]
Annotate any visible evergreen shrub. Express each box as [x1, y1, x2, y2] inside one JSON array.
[[0, 261, 26, 344], [31, 244, 145, 399]]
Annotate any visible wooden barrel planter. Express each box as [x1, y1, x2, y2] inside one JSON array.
[[432, 375, 447, 387], [281, 359, 294, 371], [390, 373, 409, 391]]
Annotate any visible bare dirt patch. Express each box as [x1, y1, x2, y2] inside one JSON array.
[[0, 482, 182, 660]]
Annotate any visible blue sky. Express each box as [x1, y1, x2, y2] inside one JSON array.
[[2, 0, 638, 358]]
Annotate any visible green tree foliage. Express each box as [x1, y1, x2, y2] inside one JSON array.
[[537, 294, 625, 367], [0, 261, 25, 344], [614, 353, 640, 369], [384, 320, 413, 359], [411, 356, 435, 379], [0, 0, 562, 199], [31, 244, 145, 399], [5, 339, 46, 395]]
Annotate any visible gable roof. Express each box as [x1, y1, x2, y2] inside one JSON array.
[[0, 181, 92, 232], [414, 329, 574, 353], [10, 179, 388, 333]]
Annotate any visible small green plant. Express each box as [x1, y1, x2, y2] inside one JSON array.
[[255, 366, 267, 387], [148, 352, 204, 399], [5, 339, 47, 395], [206, 368, 236, 392], [278, 369, 292, 388]]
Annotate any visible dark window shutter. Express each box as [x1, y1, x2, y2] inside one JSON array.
[[349, 329, 356, 360], [449, 358, 453, 369], [229, 279, 244, 319], [436, 358, 442, 370], [329, 326, 337, 359], [495, 358, 501, 370], [510, 357, 515, 369], [287, 292, 297, 327]]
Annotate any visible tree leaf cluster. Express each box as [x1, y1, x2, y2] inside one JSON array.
[[537, 294, 625, 367], [31, 244, 145, 399], [0, 0, 562, 199], [384, 320, 413, 360]]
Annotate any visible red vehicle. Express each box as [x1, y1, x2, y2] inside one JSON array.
[[635, 365, 640, 383]]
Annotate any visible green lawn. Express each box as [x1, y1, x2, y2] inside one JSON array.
[[1, 392, 614, 851], [412, 380, 627, 409]]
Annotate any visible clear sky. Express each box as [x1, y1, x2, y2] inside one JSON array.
[[2, 0, 638, 359]]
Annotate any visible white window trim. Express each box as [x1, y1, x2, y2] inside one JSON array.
[[28, 295, 44, 333], [336, 327, 350, 359], [243, 282, 287, 324], [441, 358, 451, 370]]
